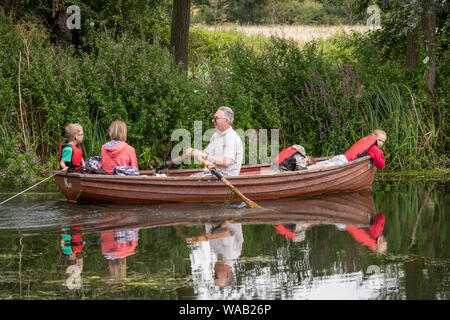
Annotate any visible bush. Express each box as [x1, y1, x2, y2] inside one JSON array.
[[0, 14, 447, 189], [0, 15, 210, 174], [0, 149, 46, 187]]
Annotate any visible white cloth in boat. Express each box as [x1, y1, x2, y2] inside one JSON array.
[[203, 127, 243, 177]]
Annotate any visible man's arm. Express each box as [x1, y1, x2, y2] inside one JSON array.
[[186, 147, 233, 167]]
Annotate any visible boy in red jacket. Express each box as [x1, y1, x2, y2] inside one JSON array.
[[58, 123, 86, 172]]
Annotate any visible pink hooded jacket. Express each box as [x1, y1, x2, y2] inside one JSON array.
[[99, 141, 138, 175]]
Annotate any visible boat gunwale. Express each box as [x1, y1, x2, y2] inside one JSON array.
[[54, 155, 373, 182]]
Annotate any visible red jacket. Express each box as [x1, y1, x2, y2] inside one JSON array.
[[99, 141, 138, 175], [344, 135, 385, 169], [367, 145, 385, 169]]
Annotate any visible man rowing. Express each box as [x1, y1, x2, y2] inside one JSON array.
[[186, 106, 243, 177]]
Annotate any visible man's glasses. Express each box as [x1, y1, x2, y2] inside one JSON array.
[[212, 116, 227, 122]]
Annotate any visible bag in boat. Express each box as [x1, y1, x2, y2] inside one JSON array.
[[83, 156, 107, 174], [85, 156, 101, 169], [113, 166, 140, 176]]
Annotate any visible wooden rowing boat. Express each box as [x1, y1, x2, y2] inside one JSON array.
[[54, 155, 376, 204]]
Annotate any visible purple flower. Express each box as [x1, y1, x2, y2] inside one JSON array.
[[344, 81, 349, 95], [304, 82, 310, 98]]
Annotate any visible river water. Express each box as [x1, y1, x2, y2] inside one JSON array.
[[0, 177, 448, 300]]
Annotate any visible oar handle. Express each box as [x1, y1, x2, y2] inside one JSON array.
[[196, 156, 261, 209], [156, 154, 189, 172]]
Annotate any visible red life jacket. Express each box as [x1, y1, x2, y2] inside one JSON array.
[[58, 141, 83, 169], [273, 145, 306, 171], [273, 146, 298, 164], [274, 224, 297, 240], [344, 135, 377, 162]]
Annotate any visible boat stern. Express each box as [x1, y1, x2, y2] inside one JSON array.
[[54, 173, 82, 202]]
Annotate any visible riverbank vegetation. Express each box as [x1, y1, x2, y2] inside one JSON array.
[[0, 1, 448, 187]]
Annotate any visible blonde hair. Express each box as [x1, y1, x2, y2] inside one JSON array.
[[65, 123, 83, 140], [372, 129, 387, 138], [108, 120, 127, 141]]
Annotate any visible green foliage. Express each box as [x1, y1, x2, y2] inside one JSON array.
[[0, 14, 211, 178], [0, 6, 448, 187], [0, 123, 18, 170], [2, 0, 173, 46], [0, 149, 46, 187]]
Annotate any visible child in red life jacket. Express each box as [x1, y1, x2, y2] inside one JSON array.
[[272, 145, 317, 172], [310, 129, 387, 170], [58, 123, 87, 172]]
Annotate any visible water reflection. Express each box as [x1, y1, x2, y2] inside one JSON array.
[[335, 213, 387, 254], [179, 223, 244, 288], [0, 181, 448, 300], [101, 229, 139, 281], [58, 224, 85, 289]]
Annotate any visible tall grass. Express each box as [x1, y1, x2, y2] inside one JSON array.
[[0, 122, 16, 169], [81, 114, 108, 160], [361, 85, 435, 170]]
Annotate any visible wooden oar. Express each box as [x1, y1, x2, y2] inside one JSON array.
[[196, 156, 261, 209]]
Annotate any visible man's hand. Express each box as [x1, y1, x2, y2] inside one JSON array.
[[186, 148, 203, 158]]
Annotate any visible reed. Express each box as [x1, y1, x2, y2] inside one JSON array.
[[0, 122, 15, 169], [81, 114, 108, 159], [360, 85, 430, 170]]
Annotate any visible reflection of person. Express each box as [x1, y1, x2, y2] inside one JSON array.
[[309, 130, 387, 169], [337, 213, 387, 253], [100, 229, 139, 281], [59, 224, 85, 288], [186, 106, 243, 177], [59, 225, 85, 257], [182, 223, 243, 287], [274, 223, 312, 242], [99, 120, 139, 175]]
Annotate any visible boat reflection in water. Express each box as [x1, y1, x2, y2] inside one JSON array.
[[55, 191, 387, 291]]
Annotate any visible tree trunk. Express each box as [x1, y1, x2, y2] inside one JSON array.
[[420, 0, 437, 92], [170, 0, 191, 71], [405, 28, 418, 69], [54, 6, 74, 48]]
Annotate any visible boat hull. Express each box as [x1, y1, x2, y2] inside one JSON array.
[[54, 156, 376, 204]]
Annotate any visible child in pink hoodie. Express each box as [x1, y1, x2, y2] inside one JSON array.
[[99, 120, 138, 175]]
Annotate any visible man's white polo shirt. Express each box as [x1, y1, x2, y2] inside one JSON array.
[[204, 127, 243, 177]]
